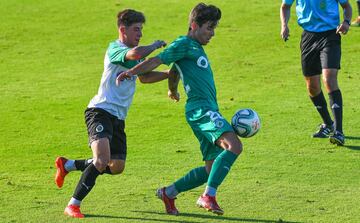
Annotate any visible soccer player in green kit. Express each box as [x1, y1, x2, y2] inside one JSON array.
[[117, 3, 242, 215]]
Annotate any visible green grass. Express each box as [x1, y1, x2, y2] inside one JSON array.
[[1, 0, 360, 222]]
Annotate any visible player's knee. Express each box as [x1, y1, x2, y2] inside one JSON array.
[[93, 157, 110, 172], [234, 144, 243, 155], [238, 143, 243, 154], [228, 141, 243, 155], [307, 85, 321, 96], [111, 165, 125, 175], [324, 80, 338, 91], [108, 160, 125, 175], [322, 74, 339, 91]]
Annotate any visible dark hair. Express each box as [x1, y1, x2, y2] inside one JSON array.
[[117, 9, 145, 27], [189, 3, 221, 30]]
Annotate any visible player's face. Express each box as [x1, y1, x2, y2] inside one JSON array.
[[122, 23, 143, 47], [194, 21, 217, 45]]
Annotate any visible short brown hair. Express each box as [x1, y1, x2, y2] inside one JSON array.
[[117, 9, 145, 27], [189, 3, 221, 30]]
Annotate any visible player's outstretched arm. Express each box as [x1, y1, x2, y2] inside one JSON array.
[[167, 65, 180, 102], [125, 40, 166, 60], [116, 57, 163, 85], [280, 3, 291, 41], [138, 71, 169, 84]]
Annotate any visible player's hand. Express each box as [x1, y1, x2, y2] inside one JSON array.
[[280, 25, 290, 42], [116, 71, 131, 86], [168, 89, 180, 102], [152, 40, 167, 49], [336, 22, 350, 35]]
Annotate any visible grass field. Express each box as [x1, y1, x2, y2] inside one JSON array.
[[1, 0, 360, 222]]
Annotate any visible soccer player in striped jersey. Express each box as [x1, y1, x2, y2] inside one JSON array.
[[54, 9, 170, 218]]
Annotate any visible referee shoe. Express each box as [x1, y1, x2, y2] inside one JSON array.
[[330, 131, 345, 146], [312, 124, 334, 138]]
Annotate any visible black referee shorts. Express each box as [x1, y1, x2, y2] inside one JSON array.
[[300, 29, 341, 76], [84, 107, 127, 160]]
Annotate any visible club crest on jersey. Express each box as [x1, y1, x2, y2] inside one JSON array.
[[215, 120, 224, 128], [96, 124, 104, 133], [197, 56, 208, 68], [206, 111, 225, 128]]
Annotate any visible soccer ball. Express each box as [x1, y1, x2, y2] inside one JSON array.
[[231, 108, 261, 138]]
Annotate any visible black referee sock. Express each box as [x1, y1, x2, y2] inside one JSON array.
[[329, 90, 343, 133], [310, 91, 333, 126], [72, 163, 101, 201], [74, 158, 93, 171]]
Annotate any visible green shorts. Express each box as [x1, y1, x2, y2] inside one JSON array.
[[186, 107, 234, 161]]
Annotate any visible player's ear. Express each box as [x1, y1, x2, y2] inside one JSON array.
[[119, 25, 126, 34], [190, 21, 198, 30]]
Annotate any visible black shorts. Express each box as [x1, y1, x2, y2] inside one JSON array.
[[84, 107, 127, 160], [300, 29, 341, 76]]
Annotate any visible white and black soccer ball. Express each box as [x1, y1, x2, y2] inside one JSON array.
[[231, 108, 261, 138]]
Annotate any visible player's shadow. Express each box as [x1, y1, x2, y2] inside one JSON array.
[[343, 136, 360, 150], [132, 210, 302, 223], [85, 214, 198, 223], [345, 135, 360, 140], [344, 145, 360, 150]]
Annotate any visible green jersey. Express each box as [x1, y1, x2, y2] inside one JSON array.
[[157, 36, 218, 112]]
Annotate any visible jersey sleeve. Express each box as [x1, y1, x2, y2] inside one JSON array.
[[283, 0, 294, 5], [156, 38, 190, 66], [338, 0, 348, 4], [107, 42, 131, 65]]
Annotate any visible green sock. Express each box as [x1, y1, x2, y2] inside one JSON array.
[[174, 166, 208, 193], [207, 150, 238, 189]]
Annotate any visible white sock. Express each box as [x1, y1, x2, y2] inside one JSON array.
[[68, 197, 81, 206], [64, 160, 76, 172], [203, 186, 217, 197]]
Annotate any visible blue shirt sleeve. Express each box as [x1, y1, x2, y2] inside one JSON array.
[[283, 0, 294, 5], [338, 0, 348, 4]]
